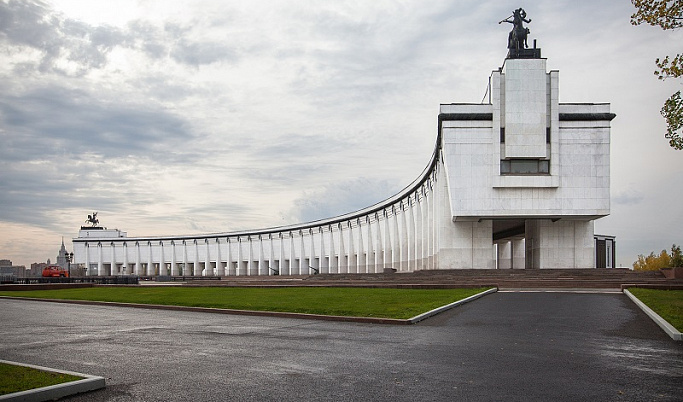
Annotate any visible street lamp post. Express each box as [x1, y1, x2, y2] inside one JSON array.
[[66, 252, 73, 278]]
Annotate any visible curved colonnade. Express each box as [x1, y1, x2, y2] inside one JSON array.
[[76, 137, 446, 277], [74, 51, 615, 273]]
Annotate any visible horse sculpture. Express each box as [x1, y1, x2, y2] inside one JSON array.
[[85, 212, 99, 227], [499, 8, 531, 51]]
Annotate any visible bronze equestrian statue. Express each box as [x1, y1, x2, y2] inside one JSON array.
[[499, 8, 531, 51]]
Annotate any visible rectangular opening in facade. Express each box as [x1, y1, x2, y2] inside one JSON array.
[[500, 159, 550, 175]]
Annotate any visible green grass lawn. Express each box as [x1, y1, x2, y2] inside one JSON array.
[[629, 288, 683, 331], [0, 287, 490, 319], [0, 363, 82, 395]]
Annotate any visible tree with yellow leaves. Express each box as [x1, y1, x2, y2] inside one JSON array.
[[633, 244, 683, 270]]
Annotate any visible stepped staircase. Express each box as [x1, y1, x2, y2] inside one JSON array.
[[186, 269, 682, 290]]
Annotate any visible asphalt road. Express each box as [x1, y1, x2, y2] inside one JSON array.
[[1, 291, 682, 401]]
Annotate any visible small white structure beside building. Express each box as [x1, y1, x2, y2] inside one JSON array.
[[73, 44, 615, 276]]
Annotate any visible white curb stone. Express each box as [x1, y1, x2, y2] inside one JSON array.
[[0, 360, 105, 402], [409, 287, 498, 324], [623, 289, 682, 341]]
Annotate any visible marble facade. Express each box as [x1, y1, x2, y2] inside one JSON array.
[[73, 51, 614, 275]]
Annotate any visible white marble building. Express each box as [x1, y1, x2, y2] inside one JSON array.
[[73, 48, 614, 276]]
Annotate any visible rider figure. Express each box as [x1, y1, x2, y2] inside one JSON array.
[[500, 8, 531, 50]]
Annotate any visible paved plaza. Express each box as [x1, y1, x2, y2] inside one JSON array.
[[1, 291, 682, 401]]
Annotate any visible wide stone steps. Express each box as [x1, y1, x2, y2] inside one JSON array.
[[182, 269, 681, 289]]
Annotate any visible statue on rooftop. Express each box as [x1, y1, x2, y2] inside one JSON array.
[[499, 8, 531, 51], [85, 212, 99, 227]]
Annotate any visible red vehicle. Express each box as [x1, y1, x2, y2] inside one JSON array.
[[42, 265, 69, 277]]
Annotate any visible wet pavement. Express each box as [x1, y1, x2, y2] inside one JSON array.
[[1, 292, 682, 401]]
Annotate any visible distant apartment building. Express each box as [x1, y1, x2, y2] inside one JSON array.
[[29, 262, 49, 277], [0, 259, 27, 279]]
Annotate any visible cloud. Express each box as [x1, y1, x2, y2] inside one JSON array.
[[170, 38, 237, 66], [0, 155, 146, 229], [0, 85, 192, 161], [0, 0, 127, 76], [0, 1, 240, 79], [613, 190, 644, 206], [289, 177, 401, 223]]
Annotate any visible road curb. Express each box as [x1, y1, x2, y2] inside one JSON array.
[[0, 360, 105, 402], [623, 289, 682, 341], [408, 287, 498, 323]]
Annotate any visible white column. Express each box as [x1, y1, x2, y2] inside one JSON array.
[[123, 243, 129, 275], [338, 223, 346, 274], [319, 228, 326, 274], [420, 188, 427, 270], [194, 240, 200, 276], [435, 174, 441, 269], [368, 216, 376, 273], [375, 213, 383, 273], [425, 183, 432, 270], [248, 236, 254, 276], [159, 241, 166, 276], [512, 238, 525, 269], [269, 235, 275, 275], [134, 242, 140, 276], [258, 235, 266, 275], [84, 243, 90, 276], [310, 229, 318, 274], [329, 226, 337, 274], [430, 178, 437, 269], [409, 197, 417, 272], [226, 238, 233, 276], [147, 241, 154, 276], [237, 237, 243, 276], [383, 210, 390, 270], [402, 202, 410, 271], [204, 239, 211, 277], [498, 241, 512, 269], [414, 194, 421, 271], [289, 232, 296, 275], [357, 219, 365, 274], [367, 216, 374, 273], [170, 241, 178, 276], [348, 222, 356, 274], [266, 233, 277, 275], [182, 241, 188, 276], [216, 239, 224, 276], [168, 242, 174, 276], [110, 242, 116, 275], [278, 234, 285, 275], [247, 236, 254, 276], [96, 243, 103, 276], [299, 231, 306, 274], [287, 232, 298, 275], [392, 206, 400, 270]]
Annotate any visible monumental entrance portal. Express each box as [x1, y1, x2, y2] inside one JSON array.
[[74, 15, 614, 276]]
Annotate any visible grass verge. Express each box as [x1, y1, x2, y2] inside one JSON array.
[[628, 288, 683, 331], [0, 287, 491, 319], [0, 363, 82, 396]]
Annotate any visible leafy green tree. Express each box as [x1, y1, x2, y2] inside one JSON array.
[[671, 244, 683, 267], [631, 0, 683, 150], [633, 244, 683, 270]]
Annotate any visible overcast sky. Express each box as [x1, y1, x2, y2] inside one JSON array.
[[1, 0, 681, 269]]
